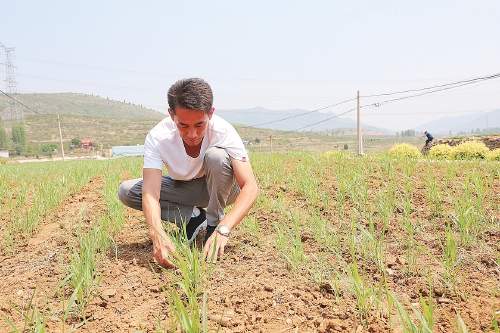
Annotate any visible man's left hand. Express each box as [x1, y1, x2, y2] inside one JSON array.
[[203, 232, 229, 262]]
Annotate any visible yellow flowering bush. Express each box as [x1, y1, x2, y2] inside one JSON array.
[[388, 143, 422, 159], [486, 148, 500, 161], [452, 141, 489, 160], [429, 144, 455, 160]]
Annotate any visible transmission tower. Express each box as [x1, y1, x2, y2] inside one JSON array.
[[0, 43, 21, 122]]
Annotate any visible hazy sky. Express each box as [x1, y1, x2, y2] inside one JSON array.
[[1, 0, 499, 130]]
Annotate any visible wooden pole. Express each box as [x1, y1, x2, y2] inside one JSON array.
[[58, 114, 65, 161], [269, 135, 273, 154]]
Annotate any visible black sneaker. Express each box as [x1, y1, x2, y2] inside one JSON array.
[[204, 225, 216, 244], [185, 208, 207, 243]]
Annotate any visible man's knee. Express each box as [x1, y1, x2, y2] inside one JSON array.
[[204, 147, 231, 171], [117, 179, 138, 207]]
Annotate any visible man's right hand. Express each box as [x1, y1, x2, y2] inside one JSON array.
[[151, 230, 176, 269], [143, 168, 176, 269]]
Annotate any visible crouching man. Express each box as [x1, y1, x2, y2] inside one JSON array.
[[118, 78, 259, 268]]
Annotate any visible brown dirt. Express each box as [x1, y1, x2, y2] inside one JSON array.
[[205, 227, 387, 332], [78, 208, 171, 332], [0, 177, 106, 332], [315, 161, 500, 332], [1, 158, 499, 332]]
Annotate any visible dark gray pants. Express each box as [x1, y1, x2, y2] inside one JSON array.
[[117, 147, 240, 227]]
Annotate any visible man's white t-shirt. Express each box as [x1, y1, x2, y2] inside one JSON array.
[[143, 114, 248, 180]]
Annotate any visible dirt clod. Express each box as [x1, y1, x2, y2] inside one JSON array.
[[102, 288, 117, 297], [264, 285, 274, 292]]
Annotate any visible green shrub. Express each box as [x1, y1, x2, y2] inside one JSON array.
[[452, 141, 489, 160], [388, 144, 422, 159], [429, 144, 454, 160], [486, 148, 500, 161]]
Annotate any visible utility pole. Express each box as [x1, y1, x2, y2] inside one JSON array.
[[58, 114, 65, 161], [269, 135, 273, 154], [357, 90, 363, 155]]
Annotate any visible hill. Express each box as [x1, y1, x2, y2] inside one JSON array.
[[0, 92, 164, 120], [0, 93, 413, 153], [0, 93, 165, 148], [416, 109, 500, 134]]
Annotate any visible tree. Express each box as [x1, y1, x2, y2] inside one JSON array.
[[11, 124, 26, 146], [71, 137, 81, 149], [25, 144, 40, 157], [41, 143, 58, 157], [0, 122, 7, 149], [11, 123, 26, 155]]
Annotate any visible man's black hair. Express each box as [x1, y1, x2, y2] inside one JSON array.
[[167, 78, 213, 114]]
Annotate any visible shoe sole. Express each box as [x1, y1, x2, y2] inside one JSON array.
[[188, 220, 207, 243]]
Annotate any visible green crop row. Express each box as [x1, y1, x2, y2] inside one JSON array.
[[1, 161, 107, 252]]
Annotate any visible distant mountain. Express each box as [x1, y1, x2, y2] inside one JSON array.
[[217, 107, 391, 134], [416, 109, 500, 134]]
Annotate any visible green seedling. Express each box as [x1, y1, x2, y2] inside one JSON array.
[[348, 262, 376, 322]]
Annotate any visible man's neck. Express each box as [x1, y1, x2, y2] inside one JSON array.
[[183, 141, 202, 158]]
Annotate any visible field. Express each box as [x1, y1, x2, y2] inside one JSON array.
[[0, 152, 499, 332]]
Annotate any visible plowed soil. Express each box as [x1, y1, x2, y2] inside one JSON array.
[[1, 159, 499, 333]]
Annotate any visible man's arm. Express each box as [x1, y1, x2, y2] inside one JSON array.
[[142, 168, 176, 268], [218, 158, 259, 230], [203, 158, 259, 260]]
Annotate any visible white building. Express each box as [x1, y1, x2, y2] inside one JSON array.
[[0, 150, 9, 158], [111, 145, 144, 157]]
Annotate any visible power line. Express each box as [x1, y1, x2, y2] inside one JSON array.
[[240, 71, 500, 130], [365, 75, 500, 107], [366, 110, 491, 117], [6, 67, 500, 132], [293, 72, 500, 132], [1, 88, 66, 160], [241, 97, 356, 129], [0, 88, 42, 115], [17, 57, 173, 78], [361, 72, 500, 98], [294, 107, 358, 131], [16, 72, 152, 92], [363, 110, 489, 116]]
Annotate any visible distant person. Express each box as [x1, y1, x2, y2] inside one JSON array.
[[117, 78, 259, 268], [424, 130, 434, 146]]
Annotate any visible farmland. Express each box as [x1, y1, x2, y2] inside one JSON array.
[[0, 152, 499, 332]]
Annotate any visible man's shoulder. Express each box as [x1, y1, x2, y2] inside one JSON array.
[[210, 114, 238, 135], [148, 117, 175, 141]]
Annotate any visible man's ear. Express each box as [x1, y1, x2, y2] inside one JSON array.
[[168, 108, 175, 122], [208, 107, 215, 119]]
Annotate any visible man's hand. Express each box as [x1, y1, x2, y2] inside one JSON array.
[[203, 232, 229, 262], [151, 230, 176, 268], [143, 168, 177, 269]]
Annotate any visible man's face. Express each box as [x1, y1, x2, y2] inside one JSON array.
[[170, 107, 214, 147]]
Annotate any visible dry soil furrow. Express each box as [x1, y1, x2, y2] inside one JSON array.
[[78, 208, 171, 332], [0, 177, 106, 332]]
